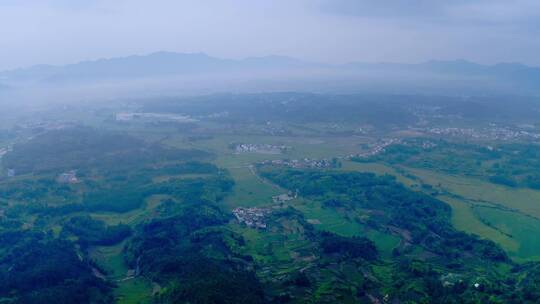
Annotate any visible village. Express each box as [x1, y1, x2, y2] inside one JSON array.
[[115, 112, 198, 123], [261, 157, 339, 169], [233, 191, 298, 229], [232, 143, 289, 154], [272, 191, 297, 204], [0, 147, 8, 159], [232, 207, 271, 229], [406, 124, 540, 142], [14, 120, 75, 133], [0, 144, 13, 159], [349, 138, 401, 159], [57, 170, 79, 184]]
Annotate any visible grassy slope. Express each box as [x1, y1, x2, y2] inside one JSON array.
[[87, 195, 167, 303], [222, 166, 282, 209], [90, 243, 153, 304]]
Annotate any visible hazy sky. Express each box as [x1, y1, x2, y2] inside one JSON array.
[[1, 0, 539, 70]]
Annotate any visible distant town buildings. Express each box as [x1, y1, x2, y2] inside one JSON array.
[[272, 192, 297, 204], [351, 138, 401, 159], [423, 126, 540, 141], [15, 121, 73, 131], [115, 112, 197, 123], [261, 158, 338, 169], [0, 146, 13, 160], [233, 143, 289, 154], [58, 170, 79, 184]]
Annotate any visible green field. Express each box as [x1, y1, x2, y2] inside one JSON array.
[[402, 167, 540, 261], [223, 166, 282, 209], [114, 279, 154, 304], [89, 241, 154, 304], [443, 196, 519, 254], [340, 160, 540, 261], [408, 167, 540, 219], [474, 206, 540, 260]]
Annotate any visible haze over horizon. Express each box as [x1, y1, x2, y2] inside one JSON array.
[[1, 0, 539, 71], [3, 51, 540, 72]]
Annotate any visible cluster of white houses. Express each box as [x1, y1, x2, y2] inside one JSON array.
[[233, 207, 270, 229], [272, 192, 297, 204], [261, 158, 337, 169], [57, 170, 79, 184], [233, 143, 289, 154]]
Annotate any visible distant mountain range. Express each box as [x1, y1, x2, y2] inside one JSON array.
[[0, 52, 317, 84], [346, 59, 540, 82], [1, 52, 539, 96]]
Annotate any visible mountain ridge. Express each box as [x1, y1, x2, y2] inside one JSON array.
[[2, 52, 540, 96], [4, 51, 540, 77]]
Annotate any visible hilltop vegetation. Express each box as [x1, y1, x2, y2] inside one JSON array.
[[62, 215, 132, 248], [0, 230, 113, 303], [125, 205, 267, 304], [2, 127, 210, 175]]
